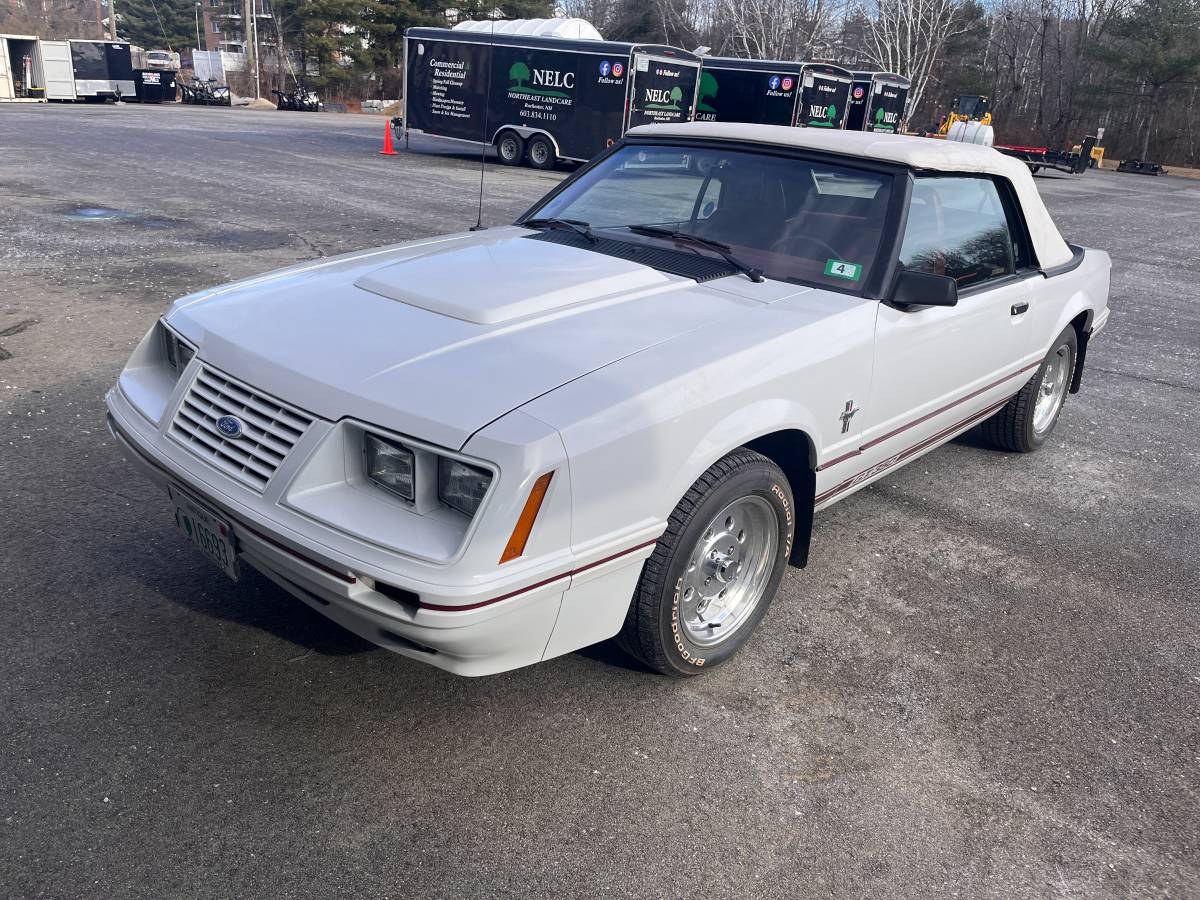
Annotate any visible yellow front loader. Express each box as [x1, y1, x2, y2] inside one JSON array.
[[937, 94, 992, 135]]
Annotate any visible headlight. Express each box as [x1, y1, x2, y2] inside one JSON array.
[[160, 321, 195, 376], [364, 433, 416, 501], [439, 458, 492, 517]]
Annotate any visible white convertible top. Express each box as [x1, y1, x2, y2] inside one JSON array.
[[629, 122, 1074, 268]]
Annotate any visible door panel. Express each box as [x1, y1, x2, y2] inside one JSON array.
[[814, 279, 1035, 507], [817, 173, 1038, 506], [865, 277, 1036, 444], [41, 42, 77, 100], [0, 39, 12, 100]]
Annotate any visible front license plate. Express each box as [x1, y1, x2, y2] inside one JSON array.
[[169, 484, 239, 581]]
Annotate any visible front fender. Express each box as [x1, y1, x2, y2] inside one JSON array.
[[666, 398, 819, 514]]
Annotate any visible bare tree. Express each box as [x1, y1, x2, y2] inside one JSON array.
[[713, 0, 841, 60], [855, 0, 970, 116]]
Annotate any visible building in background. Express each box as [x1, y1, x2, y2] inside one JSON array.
[[200, 0, 272, 54]]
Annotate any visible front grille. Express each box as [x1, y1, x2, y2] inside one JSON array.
[[169, 366, 314, 492]]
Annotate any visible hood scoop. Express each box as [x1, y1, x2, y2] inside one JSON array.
[[354, 233, 669, 325]]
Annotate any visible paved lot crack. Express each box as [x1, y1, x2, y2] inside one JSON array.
[[0, 318, 37, 361], [1092, 365, 1198, 393]]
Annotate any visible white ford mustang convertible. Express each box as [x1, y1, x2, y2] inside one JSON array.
[[107, 123, 1111, 676]]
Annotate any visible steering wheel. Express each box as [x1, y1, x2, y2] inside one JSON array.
[[773, 232, 842, 261]]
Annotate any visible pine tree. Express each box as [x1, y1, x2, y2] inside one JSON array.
[[1103, 0, 1200, 158], [118, 0, 199, 51], [271, 0, 388, 90]]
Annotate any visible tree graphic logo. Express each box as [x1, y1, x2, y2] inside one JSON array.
[[509, 61, 531, 88], [507, 60, 572, 97], [826, 104, 837, 123], [874, 106, 886, 124], [697, 71, 718, 113], [644, 84, 685, 110]]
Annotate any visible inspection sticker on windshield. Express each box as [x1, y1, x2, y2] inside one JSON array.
[[824, 259, 862, 281]]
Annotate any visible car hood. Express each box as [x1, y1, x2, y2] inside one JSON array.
[[167, 227, 808, 450]]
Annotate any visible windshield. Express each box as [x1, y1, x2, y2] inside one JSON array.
[[525, 144, 894, 292]]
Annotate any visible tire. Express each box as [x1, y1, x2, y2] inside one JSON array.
[[526, 135, 557, 170], [617, 449, 794, 676], [1028, 165, 1042, 174], [495, 130, 524, 166], [980, 325, 1078, 452]]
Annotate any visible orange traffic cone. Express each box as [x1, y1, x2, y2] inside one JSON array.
[[379, 120, 397, 156]]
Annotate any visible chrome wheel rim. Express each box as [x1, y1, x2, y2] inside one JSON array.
[[679, 496, 779, 648], [1033, 344, 1072, 434], [500, 137, 518, 160], [530, 142, 549, 165]]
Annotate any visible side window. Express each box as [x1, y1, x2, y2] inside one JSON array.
[[900, 176, 1019, 290]]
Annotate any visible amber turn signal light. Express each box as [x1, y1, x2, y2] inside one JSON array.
[[500, 471, 554, 564]]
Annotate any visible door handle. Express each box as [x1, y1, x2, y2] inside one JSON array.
[[1011, 301, 1029, 316]]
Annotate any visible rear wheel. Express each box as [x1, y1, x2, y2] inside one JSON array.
[[618, 449, 793, 676], [495, 130, 524, 166], [980, 325, 1077, 452], [526, 135, 557, 170]]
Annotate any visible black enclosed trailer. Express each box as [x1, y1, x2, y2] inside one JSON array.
[[693, 58, 852, 129], [403, 27, 702, 168], [68, 40, 135, 100], [845, 71, 910, 133]]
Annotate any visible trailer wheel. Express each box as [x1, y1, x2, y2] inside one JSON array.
[[495, 130, 524, 166], [526, 135, 557, 170]]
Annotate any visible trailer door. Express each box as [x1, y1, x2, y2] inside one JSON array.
[[796, 68, 852, 128], [41, 41, 77, 100], [866, 80, 906, 133], [0, 38, 12, 100], [625, 53, 700, 130]]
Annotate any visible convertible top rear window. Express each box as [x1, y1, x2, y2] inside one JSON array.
[[526, 144, 895, 293]]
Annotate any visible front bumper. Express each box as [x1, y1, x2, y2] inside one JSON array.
[[106, 387, 657, 676]]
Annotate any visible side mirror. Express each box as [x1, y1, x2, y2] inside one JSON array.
[[890, 269, 958, 308]]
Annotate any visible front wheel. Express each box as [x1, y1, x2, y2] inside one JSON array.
[[495, 130, 524, 166], [980, 325, 1077, 452], [525, 135, 557, 170], [618, 449, 794, 676]]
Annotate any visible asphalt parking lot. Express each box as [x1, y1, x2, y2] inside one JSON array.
[[1, 103, 1197, 898]]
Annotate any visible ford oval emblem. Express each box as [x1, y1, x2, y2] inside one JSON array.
[[215, 415, 244, 438]]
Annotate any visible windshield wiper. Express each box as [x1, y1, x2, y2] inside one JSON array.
[[627, 225, 764, 283], [522, 217, 598, 244]]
